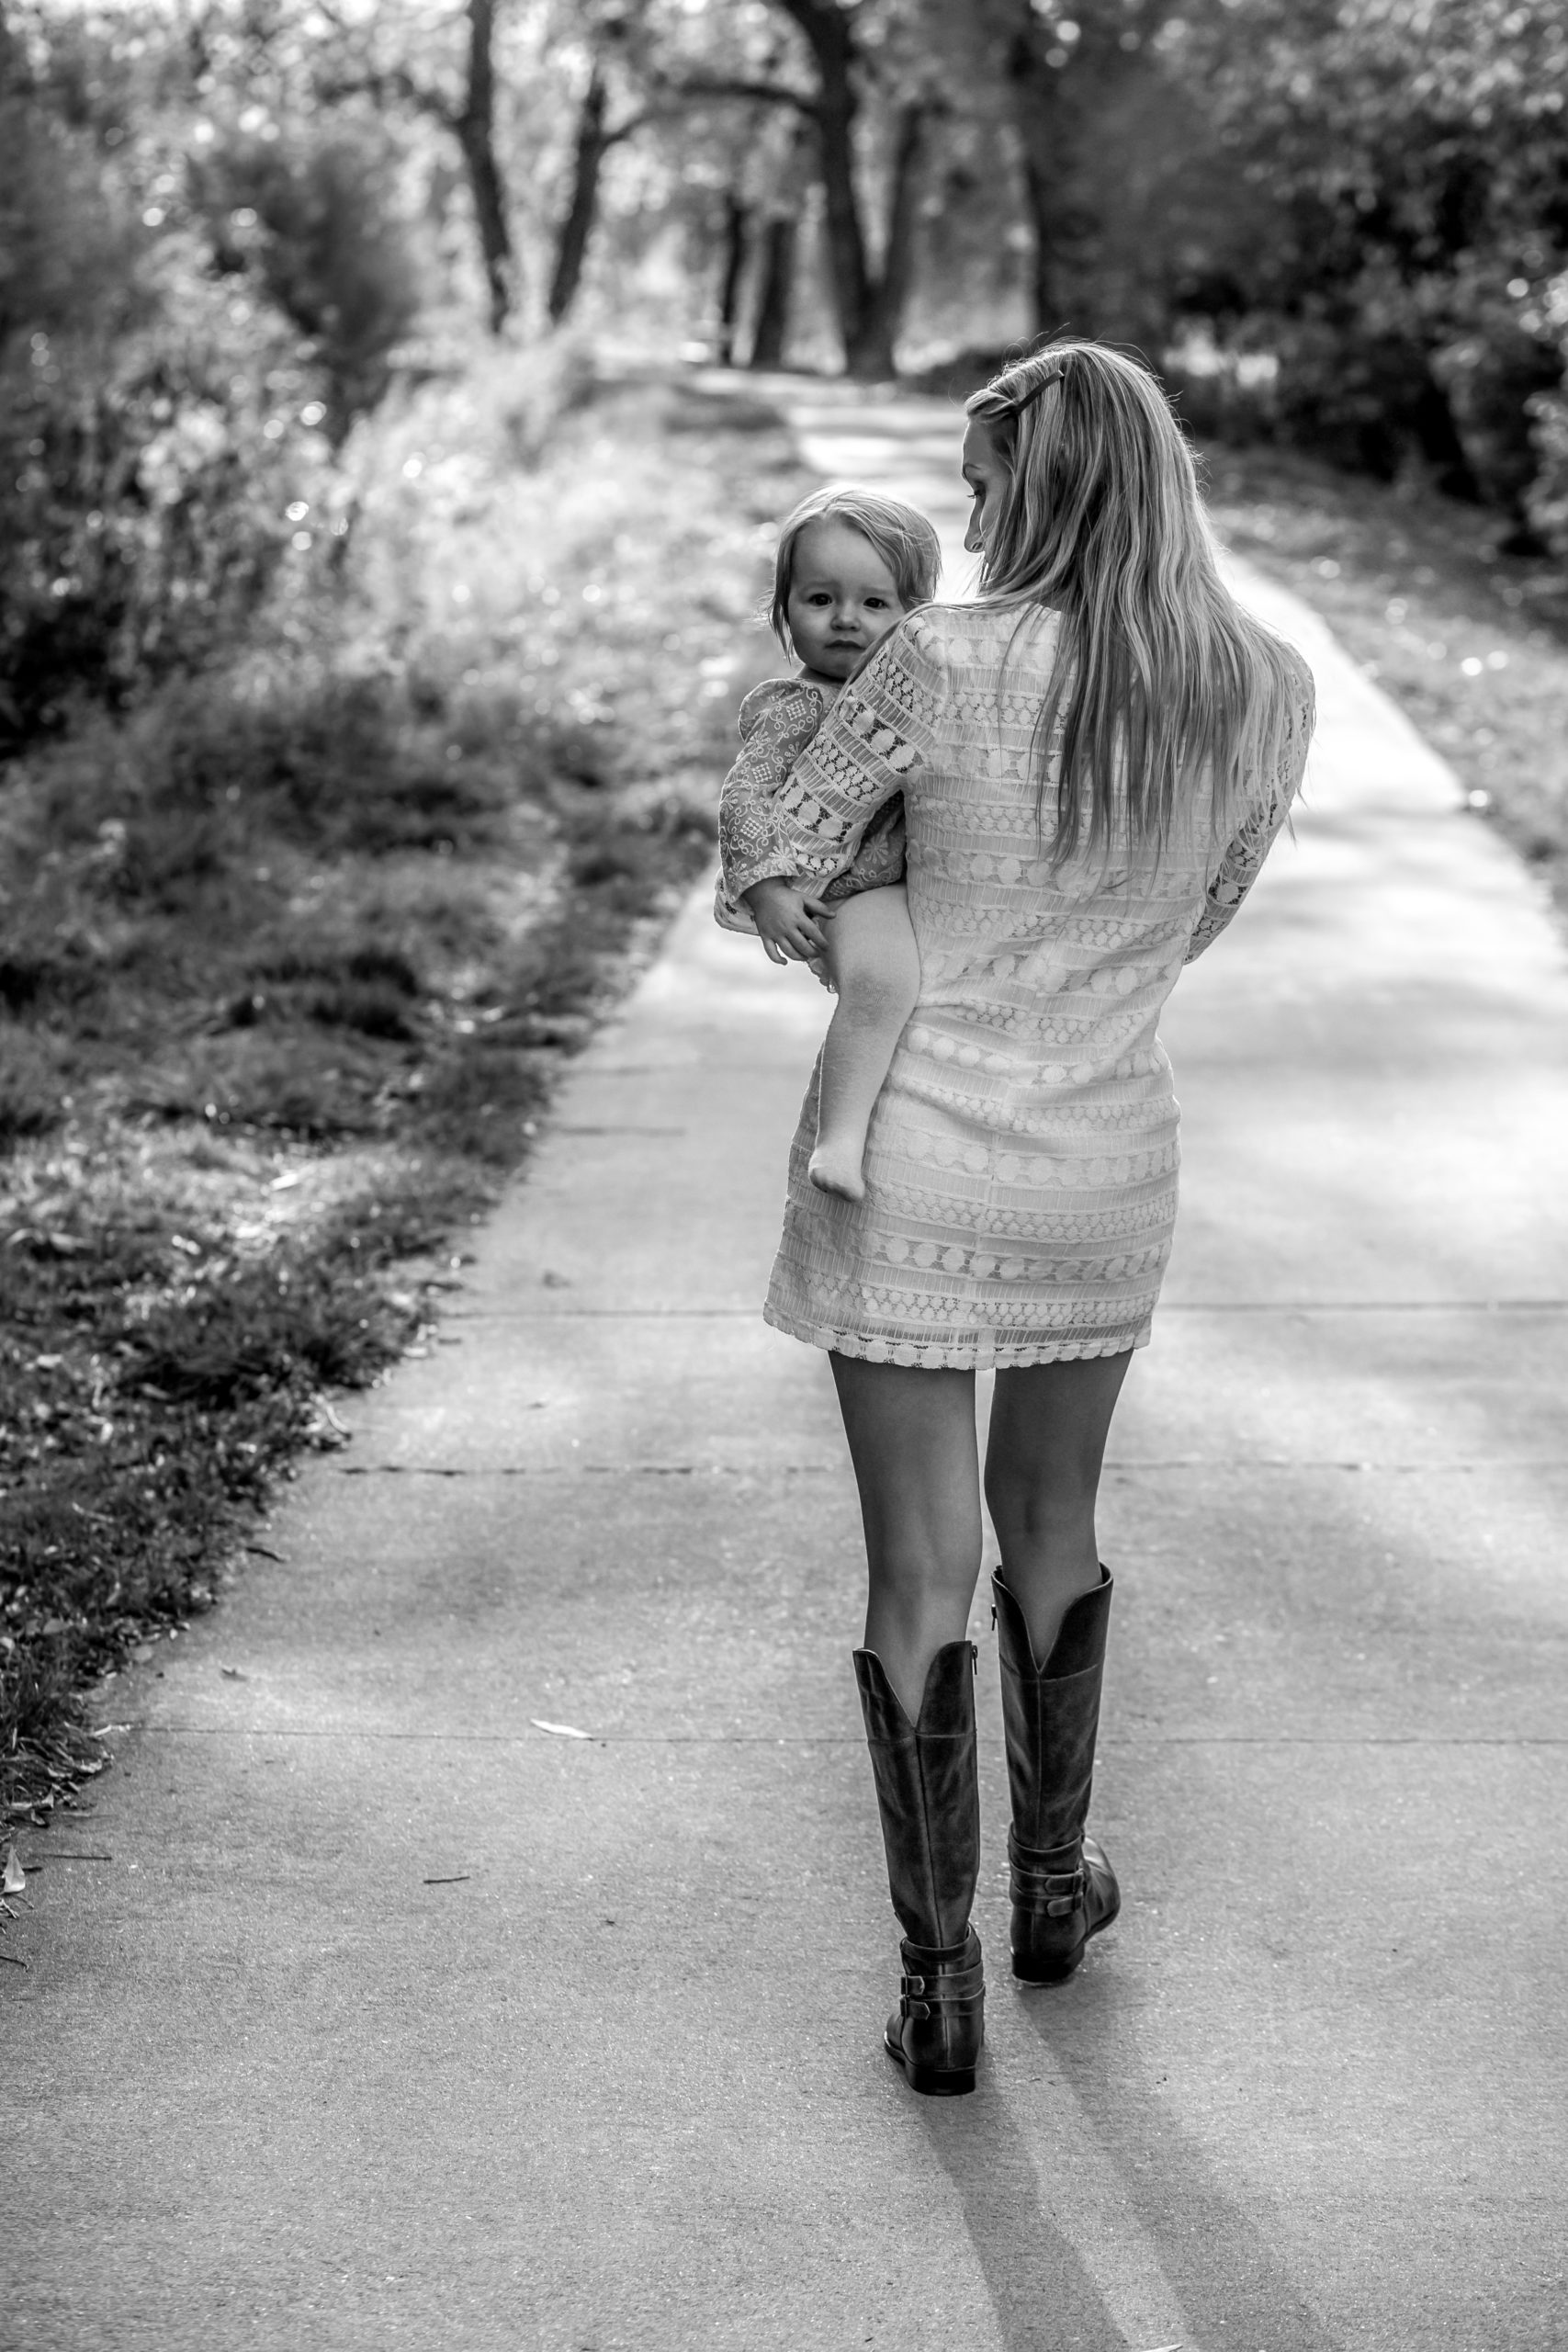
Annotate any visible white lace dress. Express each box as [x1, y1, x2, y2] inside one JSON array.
[[726, 600, 1314, 1369]]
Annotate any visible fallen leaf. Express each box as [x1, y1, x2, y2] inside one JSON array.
[[2, 1848, 24, 1894], [530, 1718, 591, 1739], [220, 1665, 246, 1679], [130, 1644, 154, 1664]]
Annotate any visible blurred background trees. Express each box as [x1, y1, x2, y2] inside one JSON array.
[[4, 0, 1568, 754]]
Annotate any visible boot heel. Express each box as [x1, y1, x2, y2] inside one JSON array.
[[895, 2052, 977, 2096], [1012, 1943, 1083, 1984]]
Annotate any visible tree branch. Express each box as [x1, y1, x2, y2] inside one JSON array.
[[659, 74, 820, 121], [315, 64, 457, 131]]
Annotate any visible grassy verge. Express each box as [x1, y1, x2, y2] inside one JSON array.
[[1, 361, 810, 1832], [1201, 441, 1568, 926]]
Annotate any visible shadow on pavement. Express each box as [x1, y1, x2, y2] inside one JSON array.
[[1020, 1973, 1347, 2352], [911, 2079, 1118, 2352]]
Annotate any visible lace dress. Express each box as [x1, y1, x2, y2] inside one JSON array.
[[734, 601, 1314, 1368], [715, 678, 908, 933]]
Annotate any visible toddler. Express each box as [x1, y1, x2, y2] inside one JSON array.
[[716, 487, 941, 1201]]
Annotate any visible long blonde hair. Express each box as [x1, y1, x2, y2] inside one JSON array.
[[965, 342, 1304, 864]]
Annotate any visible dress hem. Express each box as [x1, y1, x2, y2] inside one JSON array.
[[762, 1302, 1150, 1369]]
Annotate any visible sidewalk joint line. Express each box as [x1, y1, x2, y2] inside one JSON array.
[[123, 1728, 1568, 1748], [446, 1300, 1568, 1321], [326, 1457, 1558, 1477], [333, 1461, 835, 1478]]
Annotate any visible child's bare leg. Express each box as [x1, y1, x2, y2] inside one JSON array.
[[810, 886, 920, 1204]]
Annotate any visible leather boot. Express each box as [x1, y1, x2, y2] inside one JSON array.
[[853, 1640, 985, 2096], [992, 1566, 1120, 1984]]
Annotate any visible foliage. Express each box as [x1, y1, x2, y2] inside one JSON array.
[[1184, 0, 1568, 514], [0, 14, 431, 748], [190, 128, 425, 440]]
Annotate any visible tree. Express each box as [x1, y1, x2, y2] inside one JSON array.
[[661, 0, 937, 378], [308, 0, 517, 332], [1169, 0, 1567, 505]]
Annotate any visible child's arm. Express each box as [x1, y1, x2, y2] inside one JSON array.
[[716, 680, 827, 937]]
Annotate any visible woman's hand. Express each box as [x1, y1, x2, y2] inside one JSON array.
[[742, 877, 836, 967]]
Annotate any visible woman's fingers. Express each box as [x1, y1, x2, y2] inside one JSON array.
[[761, 935, 788, 966]]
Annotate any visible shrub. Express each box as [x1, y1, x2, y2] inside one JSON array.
[[190, 128, 424, 443], [0, 91, 429, 746]]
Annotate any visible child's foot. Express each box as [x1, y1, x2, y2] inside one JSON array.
[[809, 1144, 866, 1203]]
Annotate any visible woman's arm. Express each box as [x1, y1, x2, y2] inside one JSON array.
[[745, 616, 942, 912], [1185, 666, 1315, 963], [716, 681, 826, 933]]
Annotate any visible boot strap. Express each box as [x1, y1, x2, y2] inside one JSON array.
[[899, 1958, 986, 2023], [1010, 1843, 1086, 1920]]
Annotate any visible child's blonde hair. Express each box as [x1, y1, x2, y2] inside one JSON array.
[[769, 486, 942, 652], [965, 341, 1307, 864]]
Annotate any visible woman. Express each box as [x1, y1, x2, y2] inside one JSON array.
[[736, 343, 1314, 2096]]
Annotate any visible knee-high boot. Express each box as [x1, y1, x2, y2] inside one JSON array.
[[992, 1566, 1121, 1983], [853, 1639, 985, 2096]]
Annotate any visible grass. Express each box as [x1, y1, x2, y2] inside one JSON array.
[[1201, 441, 1568, 927], [1, 356, 810, 1827]]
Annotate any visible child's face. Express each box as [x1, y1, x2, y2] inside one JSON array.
[[785, 517, 907, 681]]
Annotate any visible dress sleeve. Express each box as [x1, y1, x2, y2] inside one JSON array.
[[715, 680, 825, 933], [753, 615, 944, 893], [1185, 660, 1315, 964]]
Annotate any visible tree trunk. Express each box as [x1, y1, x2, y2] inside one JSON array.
[[749, 209, 796, 367], [852, 100, 926, 380], [716, 190, 750, 365], [1005, 20, 1068, 337], [773, 0, 881, 375], [456, 0, 513, 334], [548, 65, 615, 325]]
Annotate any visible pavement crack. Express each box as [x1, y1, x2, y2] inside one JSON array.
[[334, 1462, 834, 1477]]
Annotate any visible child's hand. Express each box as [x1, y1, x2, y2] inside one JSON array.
[[742, 877, 836, 967]]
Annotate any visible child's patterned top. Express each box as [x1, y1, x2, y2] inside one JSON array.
[[715, 678, 907, 934]]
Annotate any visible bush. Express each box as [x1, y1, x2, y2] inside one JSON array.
[[191, 128, 423, 443], [0, 87, 427, 749]]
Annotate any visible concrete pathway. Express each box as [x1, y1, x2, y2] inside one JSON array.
[[10, 394, 1568, 2352]]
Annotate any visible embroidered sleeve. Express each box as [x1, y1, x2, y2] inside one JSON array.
[[1185, 662, 1315, 964], [715, 680, 826, 933], [758, 616, 943, 893]]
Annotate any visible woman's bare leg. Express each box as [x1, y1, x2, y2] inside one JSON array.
[[984, 1352, 1134, 1662], [829, 1353, 982, 1719], [810, 886, 920, 1204]]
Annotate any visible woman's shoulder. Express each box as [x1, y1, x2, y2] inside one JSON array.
[[738, 675, 824, 739], [897, 598, 1058, 661]]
